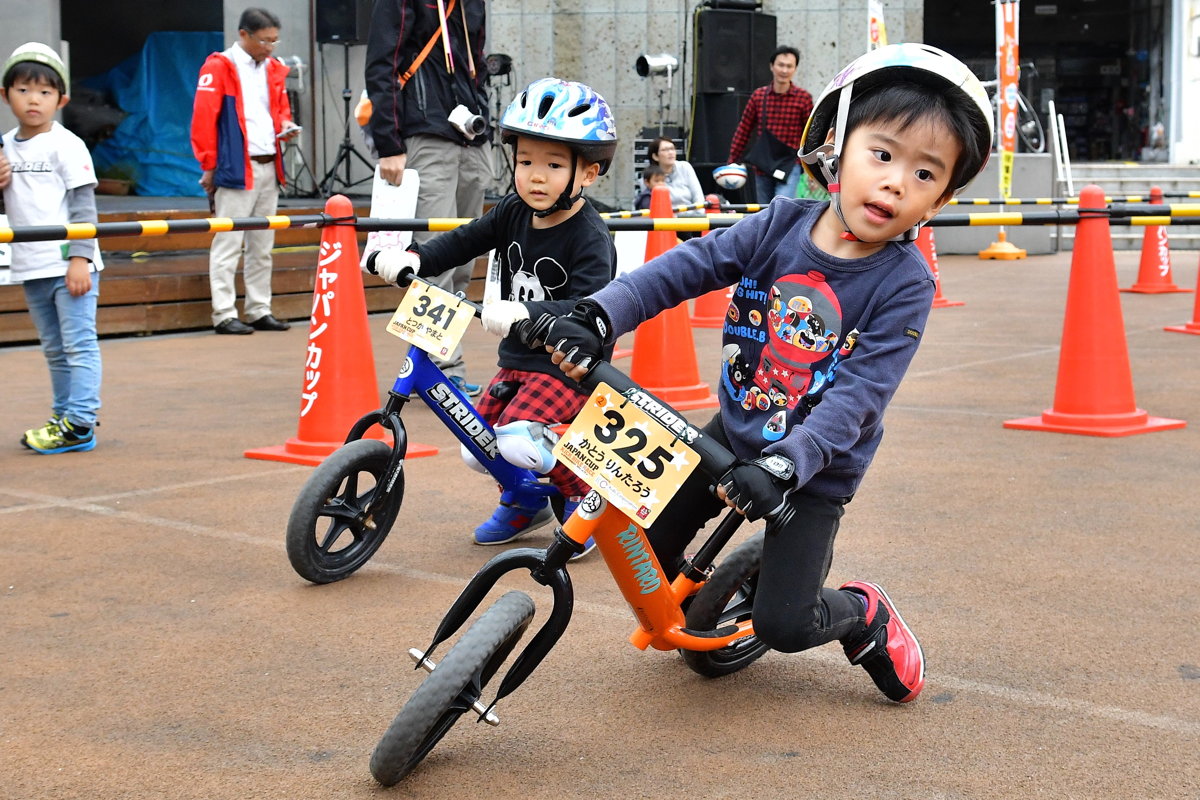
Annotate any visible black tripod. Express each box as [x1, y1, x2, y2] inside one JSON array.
[[318, 42, 375, 196]]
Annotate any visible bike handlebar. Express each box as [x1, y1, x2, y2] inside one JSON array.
[[391, 290, 794, 526]]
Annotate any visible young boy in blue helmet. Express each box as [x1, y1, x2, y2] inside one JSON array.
[[366, 77, 618, 557], [530, 44, 994, 702]]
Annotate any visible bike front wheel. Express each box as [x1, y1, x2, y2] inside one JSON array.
[[1015, 92, 1046, 153], [370, 591, 536, 786], [285, 438, 404, 584], [680, 531, 770, 678]]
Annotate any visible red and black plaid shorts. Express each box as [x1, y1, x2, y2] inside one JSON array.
[[475, 368, 591, 498]]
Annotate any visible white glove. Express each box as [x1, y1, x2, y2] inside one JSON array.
[[364, 248, 421, 285], [481, 300, 531, 338]]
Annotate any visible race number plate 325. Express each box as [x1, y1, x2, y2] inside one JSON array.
[[385, 280, 473, 357], [553, 383, 698, 527]]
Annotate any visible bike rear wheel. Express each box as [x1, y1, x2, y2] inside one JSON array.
[[680, 531, 770, 678], [370, 591, 536, 786], [285, 438, 404, 584], [1015, 92, 1046, 153]]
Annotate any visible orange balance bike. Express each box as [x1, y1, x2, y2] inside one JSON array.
[[369, 315, 794, 786]]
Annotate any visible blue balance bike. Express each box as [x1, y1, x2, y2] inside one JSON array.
[[285, 287, 564, 584]]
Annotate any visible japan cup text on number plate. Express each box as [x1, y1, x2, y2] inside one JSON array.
[[553, 383, 699, 527], [386, 280, 474, 356]]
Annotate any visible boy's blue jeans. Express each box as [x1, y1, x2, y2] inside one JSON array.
[[754, 163, 802, 205], [23, 274, 102, 427]]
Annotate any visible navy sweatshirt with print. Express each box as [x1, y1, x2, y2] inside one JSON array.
[[589, 199, 935, 498]]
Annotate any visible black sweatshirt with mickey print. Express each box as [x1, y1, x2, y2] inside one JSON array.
[[413, 192, 617, 376]]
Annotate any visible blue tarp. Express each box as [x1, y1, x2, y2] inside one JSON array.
[[86, 31, 224, 197]]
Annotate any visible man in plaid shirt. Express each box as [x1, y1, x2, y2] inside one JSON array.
[[727, 45, 813, 204]]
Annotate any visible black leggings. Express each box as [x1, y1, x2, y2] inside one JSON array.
[[645, 413, 865, 653]]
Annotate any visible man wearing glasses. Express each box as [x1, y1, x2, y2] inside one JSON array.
[[191, 7, 300, 335]]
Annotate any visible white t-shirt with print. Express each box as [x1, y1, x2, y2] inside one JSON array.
[[2, 121, 103, 282]]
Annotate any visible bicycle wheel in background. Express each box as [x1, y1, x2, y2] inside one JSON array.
[[680, 531, 771, 678], [370, 591, 536, 786], [1014, 91, 1046, 153], [285, 438, 404, 584]]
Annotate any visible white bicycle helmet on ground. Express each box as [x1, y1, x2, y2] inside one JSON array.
[[500, 77, 619, 215], [798, 43, 993, 240]]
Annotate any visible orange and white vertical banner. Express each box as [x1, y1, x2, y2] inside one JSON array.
[[996, 0, 1020, 199], [867, 0, 888, 50]]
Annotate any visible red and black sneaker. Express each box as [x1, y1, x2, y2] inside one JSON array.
[[840, 581, 925, 703]]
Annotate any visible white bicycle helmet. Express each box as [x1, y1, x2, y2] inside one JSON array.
[[2, 42, 68, 88], [798, 43, 993, 240], [500, 77, 619, 216]]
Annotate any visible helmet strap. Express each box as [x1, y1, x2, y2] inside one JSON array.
[[533, 156, 582, 218]]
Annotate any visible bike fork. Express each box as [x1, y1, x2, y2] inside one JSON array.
[[416, 533, 579, 710]]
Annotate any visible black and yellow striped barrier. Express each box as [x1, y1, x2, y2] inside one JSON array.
[[599, 201, 707, 219], [5, 203, 1200, 244], [949, 191, 1200, 205], [0, 213, 331, 244], [720, 192, 1200, 211]]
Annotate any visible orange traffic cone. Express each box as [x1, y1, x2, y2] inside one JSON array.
[[1121, 186, 1190, 294], [246, 195, 438, 465], [1164, 253, 1200, 335], [1004, 185, 1185, 437], [691, 195, 735, 327], [628, 185, 718, 410], [915, 226, 964, 308]]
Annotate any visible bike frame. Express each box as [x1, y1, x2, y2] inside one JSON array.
[[343, 341, 559, 522], [414, 359, 764, 716]]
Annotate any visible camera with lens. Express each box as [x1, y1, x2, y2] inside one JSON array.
[[448, 104, 487, 140]]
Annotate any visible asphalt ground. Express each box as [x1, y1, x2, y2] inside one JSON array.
[[2, 247, 1198, 799]]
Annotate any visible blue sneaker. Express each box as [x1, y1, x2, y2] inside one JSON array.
[[562, 497, 596, 561], [449, 375, 483, 398], [474, 499, 555, 545], [24, 417, 96, 454]]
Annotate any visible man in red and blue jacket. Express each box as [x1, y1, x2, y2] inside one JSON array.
[[190, 7, 298, 335]]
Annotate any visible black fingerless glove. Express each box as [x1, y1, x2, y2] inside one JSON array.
[[544, 300, 611, 371], [718, 454, 796, 522]]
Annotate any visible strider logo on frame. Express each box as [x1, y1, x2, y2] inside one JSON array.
[[425, 382, 499, 460], [620, 389, 701, 444]]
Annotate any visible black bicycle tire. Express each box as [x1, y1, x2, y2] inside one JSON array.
[[285, 438, 404, 584], [680, 531, 770, 678], [1015, 92, 1046, 153], [370, 591, 536, 786]]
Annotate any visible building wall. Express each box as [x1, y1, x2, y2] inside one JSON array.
[[1172, 0, 1200, 163], [490, 0, 925, 208], [0, 0, 936, 207]]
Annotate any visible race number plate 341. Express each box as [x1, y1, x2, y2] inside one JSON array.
[[386, 280, 473, 357], [553, 383, 699, 527]]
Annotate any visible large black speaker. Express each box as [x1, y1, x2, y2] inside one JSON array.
[[695, 9, 776, 94], [688, 91, 752, 164], [316, 0, 372, 45]]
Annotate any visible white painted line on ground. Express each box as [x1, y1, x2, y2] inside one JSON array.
[[2, 482, 1198, 740]]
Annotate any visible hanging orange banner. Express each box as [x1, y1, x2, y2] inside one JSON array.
[[996, 0, 1020, 198], [868, 0, 888, 50]]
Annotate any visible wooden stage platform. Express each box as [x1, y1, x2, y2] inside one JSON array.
[[0, 195, 488, 346]]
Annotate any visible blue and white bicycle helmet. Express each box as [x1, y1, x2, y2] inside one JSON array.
[[798, 43, 993, 241], [500, 77, 619, 215]]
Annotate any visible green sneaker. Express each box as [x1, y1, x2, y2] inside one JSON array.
[[20, 412, 64, 450], [24, 417, 96, 454]]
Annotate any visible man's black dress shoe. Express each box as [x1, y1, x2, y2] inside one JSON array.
[[250, 314, 291, 331], [215, 318, 254, 335]]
